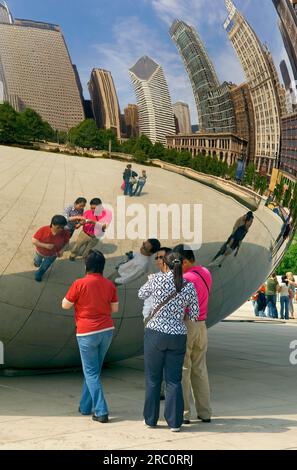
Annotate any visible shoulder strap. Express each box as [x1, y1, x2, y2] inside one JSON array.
[[192, 269, 210, 294], [146, 279, 188, 324]]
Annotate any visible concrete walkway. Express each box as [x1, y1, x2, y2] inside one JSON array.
[[0, 302, 297, 450]]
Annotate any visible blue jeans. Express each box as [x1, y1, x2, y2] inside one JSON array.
[[144, 328, 187, 429], [124, 179, 133, 196], [266, 295, 278, 318], [280, 296, 290, 320], [34, 252, 57, 280], [134, 181, 146, 196], [77, 330, 113, 416]]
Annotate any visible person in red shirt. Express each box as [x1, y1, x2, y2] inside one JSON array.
[[32, 215, 70, 282], [62, 250, 119, 423], [174, 244, 212, 424]]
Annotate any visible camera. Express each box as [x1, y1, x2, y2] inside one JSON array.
[[125, 251, 134, 260]]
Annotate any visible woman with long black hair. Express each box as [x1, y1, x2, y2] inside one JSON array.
[[138, 252, 199, 432]]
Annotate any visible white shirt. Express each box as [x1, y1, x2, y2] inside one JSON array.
[[115, 253, 150, 285], [279, 283, 289, 297]]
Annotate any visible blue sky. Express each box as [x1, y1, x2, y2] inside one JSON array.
[[7, 0, 287, 124]]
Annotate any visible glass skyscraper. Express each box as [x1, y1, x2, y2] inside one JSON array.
[[169, 19, 236, 133]]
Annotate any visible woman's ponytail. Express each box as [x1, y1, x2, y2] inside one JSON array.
[[164, 252, 184, 292]]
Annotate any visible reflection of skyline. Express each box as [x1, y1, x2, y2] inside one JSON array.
[[0, 0, 288, 121], [0, 1, 296, 182]]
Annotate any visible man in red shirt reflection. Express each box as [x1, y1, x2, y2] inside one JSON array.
[[32, 215, 70, 282]]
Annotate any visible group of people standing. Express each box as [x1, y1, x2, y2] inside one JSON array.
[[140, 245, 212, 431], [122, 164, 147, 197], [252, 272, 296, 320]]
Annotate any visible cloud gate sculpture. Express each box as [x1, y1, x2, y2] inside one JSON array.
[[0, 147, 291, 370]]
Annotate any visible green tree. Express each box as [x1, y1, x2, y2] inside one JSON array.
[[121, 137, 137, 154], [227, 163, 237, 180], [163, 148, 178, 163], [134, 135, 153, 155], [19, 108, 50, 141], [244, 163, 256, 186], [149, 141, 165, 159], [254, 174, 268, 195], [68, 119, 100, 149], [97, 128, 120, 152], [176, 150, 192, 167], [134, 149, 148, 164], [0, 102, 19, 144], [274, 176, 285, 204], [283, 183, 292, 208], [277, 236, 297, 274]]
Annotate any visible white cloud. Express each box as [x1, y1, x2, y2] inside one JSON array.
[[146, 0, 227, 28]]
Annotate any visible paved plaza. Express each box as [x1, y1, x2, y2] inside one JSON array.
[[0, 302, 297, 450]]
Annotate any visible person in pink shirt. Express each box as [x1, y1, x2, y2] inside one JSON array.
[[174, 244, 212, 424], [70, 198, 107, 261]]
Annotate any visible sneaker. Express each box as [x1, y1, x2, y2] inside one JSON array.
[[197, 415, 211, 423], [144, 420, 157, 428], [183, 419, 191, 425], [92, 414, 108, 423], [170, 427, 181, 432]]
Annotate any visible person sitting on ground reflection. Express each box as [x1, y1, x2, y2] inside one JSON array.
[[209, 212, 254, 268], [114, 239, 161, 285]]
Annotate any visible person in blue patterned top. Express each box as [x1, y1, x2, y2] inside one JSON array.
[[138, 252, 199, 432]]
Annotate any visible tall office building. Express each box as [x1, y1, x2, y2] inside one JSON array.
[[124, 104, 139, 138], [280, 59, 297, 112], [88, 68, 121, 139], [273, 0, 297, 84], [0, 2, 85, 131], [280, 59, 292, 90], [224, 0, 281, 175], [170, 19, 236, 133], [129, 56, 175, 144], [0, 1, 12, 24], [173, 102, 192, 134], [230, 83, 255, 164], [263, 46, 287, 117]]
